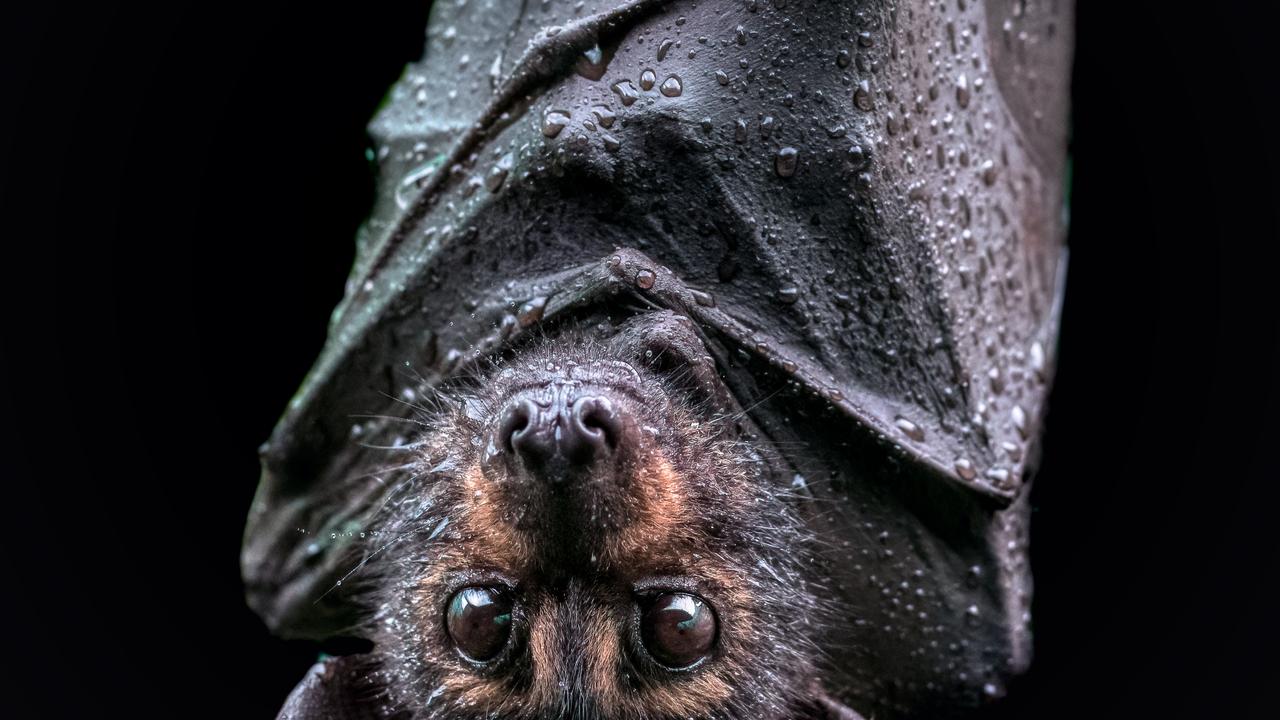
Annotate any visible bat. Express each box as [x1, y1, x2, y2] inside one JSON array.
[[242, 1, 1073, 717]]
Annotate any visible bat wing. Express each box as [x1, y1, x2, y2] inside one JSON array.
[[244, 0, 1072, 713]]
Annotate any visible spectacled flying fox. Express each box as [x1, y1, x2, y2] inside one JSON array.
[[243, 1, 1073, 718]]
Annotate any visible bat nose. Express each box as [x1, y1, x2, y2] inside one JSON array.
[[493, 390, 627, 481]]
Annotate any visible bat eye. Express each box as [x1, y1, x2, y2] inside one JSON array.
[[445, 587, 513, 662], [640, 592, 718, 669]]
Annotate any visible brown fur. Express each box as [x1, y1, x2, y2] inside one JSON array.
[[457, 464, 535, 574], [598, 454, 697, 572], [357, 333, 823, 719]]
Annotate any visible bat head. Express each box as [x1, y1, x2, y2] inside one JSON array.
[[356, 329, 825, 719]]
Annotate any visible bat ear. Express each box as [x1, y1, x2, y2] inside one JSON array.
[[275, 655, 384, 720], [606, 310, 736, 415]]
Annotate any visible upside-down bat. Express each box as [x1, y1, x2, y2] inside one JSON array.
[[242, 1, 1073, 718]]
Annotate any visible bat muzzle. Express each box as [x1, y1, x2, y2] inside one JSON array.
[[497, 389, 629, 482], [479, 371, 656, 534]]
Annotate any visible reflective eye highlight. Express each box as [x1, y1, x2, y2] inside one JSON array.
[[445, 587, 513, 662], [640, 592, 718, 668]]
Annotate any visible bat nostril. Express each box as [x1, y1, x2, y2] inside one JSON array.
[[496, 398, 536, 455], [494, 390, 633, 481], [572, 396, 623, 453]]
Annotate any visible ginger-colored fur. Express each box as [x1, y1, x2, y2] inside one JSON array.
[[354, 333, 824, 719]]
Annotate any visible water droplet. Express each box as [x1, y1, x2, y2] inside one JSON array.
[[836, 49, 851, 68], [988, 366, 1004, 393], [517, 296, 547, 327], [541, 110, 570, 138], [591, 105, 616, 129], [735, 25, 748, 45], [853, 80, 874, 111], [634, 269, 656, 289], [848, 144, 867, 167], [484, 153, 514, 192], [639, 69, 657, 91], [791, 474, 811, 496], [857, 31, 874, 48], [575, 44, 610, 81], [775, 147, 798, 177], [985, 467, 1011, 487], [691, 289, 716, 307], [601, 133, 621, 152], [659, 76, 683, 97], [734, 119, 748, 143], [760, 115, 776, 137], [611, 80, 639, 106], [777, 284, 800, 303], [715, 70, 729, 85], [956, 73, 971, 109], [1029, 342, 1046, 380], [980, 159, 998, 186], [657, 38, 674, 61], [895, 417, 925, 441], [1011, 405, 1028, 438], [954, 458, 977, 480], [395, 160, 440, 209]]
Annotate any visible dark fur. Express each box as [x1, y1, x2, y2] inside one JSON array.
[[351, 331, 828, 719]]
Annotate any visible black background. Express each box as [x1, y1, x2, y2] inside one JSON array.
[[2, 2, 1276, 718]]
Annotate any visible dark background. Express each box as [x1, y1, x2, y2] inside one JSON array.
[[2, 2, 1276, 718]]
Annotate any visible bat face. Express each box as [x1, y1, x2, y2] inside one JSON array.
[[357, 331, 824, 719]]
